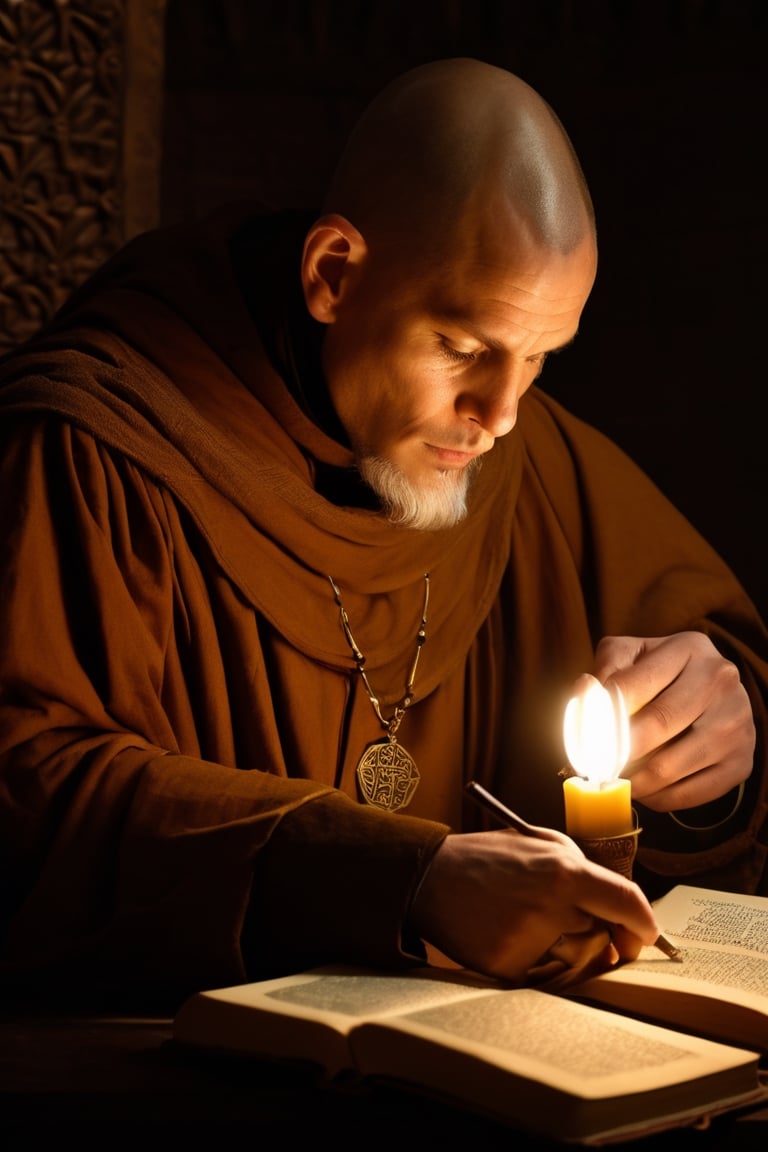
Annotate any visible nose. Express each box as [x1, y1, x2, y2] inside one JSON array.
[[456, 360, 528, 439]]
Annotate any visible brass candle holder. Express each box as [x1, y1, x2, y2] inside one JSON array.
[[572, 810, 642, 880]]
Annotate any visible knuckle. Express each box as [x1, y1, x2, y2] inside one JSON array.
[[648, 698, 677, 738], [715, 657, 743, 696], [644, 747, 676, 783]]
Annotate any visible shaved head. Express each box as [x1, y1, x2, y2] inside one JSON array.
[[323, 58, 595, 260]]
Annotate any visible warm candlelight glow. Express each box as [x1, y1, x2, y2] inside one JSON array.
[[563, 674, 630, 783], [562, 675, 633, 839]]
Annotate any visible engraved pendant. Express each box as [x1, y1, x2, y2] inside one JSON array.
[[356, 739, 420, 812]]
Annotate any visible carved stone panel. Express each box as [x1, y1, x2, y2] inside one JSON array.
[[0, 0, 166, 350]]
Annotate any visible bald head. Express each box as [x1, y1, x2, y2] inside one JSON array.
[[323, 58, 595, 260]]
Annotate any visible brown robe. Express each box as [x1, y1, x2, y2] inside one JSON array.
[[1, 207, 767, 1006]]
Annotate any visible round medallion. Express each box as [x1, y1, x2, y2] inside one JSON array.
[[356, 740, 420, 812]]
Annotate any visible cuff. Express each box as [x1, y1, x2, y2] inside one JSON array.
[[242, 789, 449, 978]]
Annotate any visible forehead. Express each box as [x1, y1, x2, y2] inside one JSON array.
[[415, 235, 597, 350]]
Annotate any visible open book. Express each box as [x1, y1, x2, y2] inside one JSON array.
[[172, 885, 768, 1146]]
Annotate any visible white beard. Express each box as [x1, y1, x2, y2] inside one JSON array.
[[358, 454, 482, 531]]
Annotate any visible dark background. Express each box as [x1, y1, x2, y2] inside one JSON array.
[[160, 0, 768, 620]]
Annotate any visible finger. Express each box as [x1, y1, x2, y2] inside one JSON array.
[[593, 631, 699, 683], [526, 957, 569, 986], [610, 921, 645, 962], [591, 636, 666, 708], [596, 635, 747, 755], [527, 929, 618, 991], [547, 926, 614, 968], [573, 866, 658, 946], [628, 744, 749, 809], [621, 670, 724, 763], [624, 676, 754, 806], [504, 907, 598, 978], [593, 633, 712, 727], [513, 824, 575, 846]]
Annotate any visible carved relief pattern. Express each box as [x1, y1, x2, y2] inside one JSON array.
[[0, 0, 125, 349]]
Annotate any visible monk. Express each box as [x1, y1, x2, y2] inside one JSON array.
[[0, 58, 766, 1007]]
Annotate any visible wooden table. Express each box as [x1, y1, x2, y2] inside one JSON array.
[[0, 1005, 766, 1150]]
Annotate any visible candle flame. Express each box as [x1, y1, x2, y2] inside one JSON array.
[[563, 674, 630, 784]]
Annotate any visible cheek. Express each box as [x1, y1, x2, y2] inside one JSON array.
[[324, 323, 454, 432]]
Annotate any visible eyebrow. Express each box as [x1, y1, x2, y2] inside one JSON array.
[[437, 314, 580, 357]]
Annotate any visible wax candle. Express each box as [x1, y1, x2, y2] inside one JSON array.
[[562, 776, 633, 838], [562, 674, 633, 839]]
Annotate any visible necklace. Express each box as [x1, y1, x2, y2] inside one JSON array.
[[329, 573, 430, 813]]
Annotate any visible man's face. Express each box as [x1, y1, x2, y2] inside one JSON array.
[[320, 213, 596, 530]]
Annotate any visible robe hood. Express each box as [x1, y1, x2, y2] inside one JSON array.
[[0, 206, 524, 703]]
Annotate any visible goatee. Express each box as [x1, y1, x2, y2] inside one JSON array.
[[358, 454, 483, 531]]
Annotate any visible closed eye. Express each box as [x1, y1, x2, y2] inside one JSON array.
[[439, 338, 478, 364]]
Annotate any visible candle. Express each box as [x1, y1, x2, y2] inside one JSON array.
[[562, 675, 633, 839], [562, 777, 633, 838]]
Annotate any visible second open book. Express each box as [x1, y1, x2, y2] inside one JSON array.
[[172, 885, 768, 1145], [571, 883, 768, 1052]]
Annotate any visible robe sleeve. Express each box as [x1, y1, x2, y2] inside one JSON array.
[[0, 416, 448, 1006]]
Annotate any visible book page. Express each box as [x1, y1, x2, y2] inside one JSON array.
[[370, 986, 754, 1098], [260, 967, 495, 1020], [653, 885, 768, 953], [628, 886, 768, 1003], [176, 965, 498, 1040], [625, 946, 768, 1001]]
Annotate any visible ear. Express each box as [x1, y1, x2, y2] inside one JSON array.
[[301, 213, 367, 324]]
